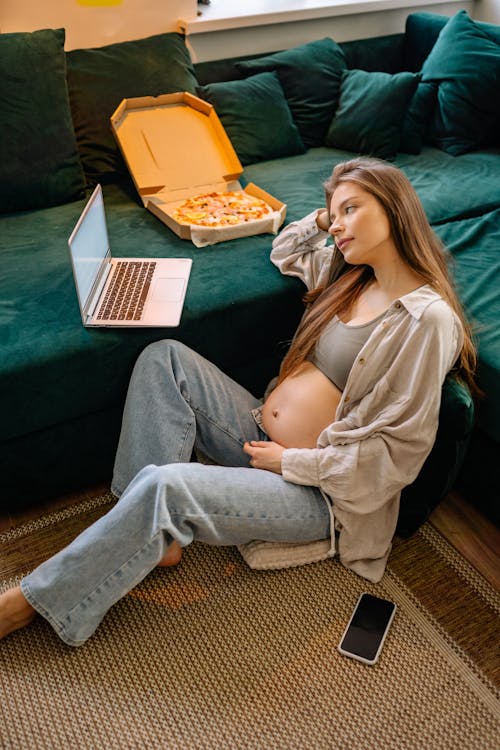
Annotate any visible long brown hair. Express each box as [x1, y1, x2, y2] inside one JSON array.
[[278, 157, 478, 397]]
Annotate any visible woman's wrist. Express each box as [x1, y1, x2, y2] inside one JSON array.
[[316, 209, 330, 232]]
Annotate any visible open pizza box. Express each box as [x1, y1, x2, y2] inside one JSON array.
[[110, 92, 286, 247]]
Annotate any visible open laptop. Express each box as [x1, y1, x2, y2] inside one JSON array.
[[68, 184, 192, 327]]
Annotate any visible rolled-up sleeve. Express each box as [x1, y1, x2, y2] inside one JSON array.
[[270, 211, 335, 290]]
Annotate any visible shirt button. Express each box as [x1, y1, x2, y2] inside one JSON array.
[[395, 302, 402, 309], [344, 395, 350, 403], [359, 357, 365, 364]]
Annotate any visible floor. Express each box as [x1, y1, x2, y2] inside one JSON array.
[[1, 484, 499, 594], [430, 490, 500, 592]]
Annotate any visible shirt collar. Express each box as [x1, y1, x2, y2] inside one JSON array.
[[396, 284, 442, 320]]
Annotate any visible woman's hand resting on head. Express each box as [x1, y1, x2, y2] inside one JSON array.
[[243, 441, 285, 474], [316, 207, 331, 232]]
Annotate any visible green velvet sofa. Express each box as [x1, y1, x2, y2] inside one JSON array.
[[1, 10, 499, 531]]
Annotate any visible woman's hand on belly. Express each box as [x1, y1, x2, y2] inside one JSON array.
[[243, 441, 285, 474]]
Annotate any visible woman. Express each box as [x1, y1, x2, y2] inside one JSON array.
[[0, 158, 476, 646]]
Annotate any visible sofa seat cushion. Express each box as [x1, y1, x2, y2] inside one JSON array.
[[0, 182, 305, 446], [393, 147, 500, 224], [242, 145, 500, 226], [0, 28, 85, 212], [66, 33, 198, 185]]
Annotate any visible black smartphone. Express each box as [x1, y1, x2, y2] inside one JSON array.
[[338, 593, 396, 665]]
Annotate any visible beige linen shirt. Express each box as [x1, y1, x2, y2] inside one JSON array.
[[267, 211, 464, 582]]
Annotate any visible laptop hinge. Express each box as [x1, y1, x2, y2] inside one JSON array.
[[85, 254, 112, 323]]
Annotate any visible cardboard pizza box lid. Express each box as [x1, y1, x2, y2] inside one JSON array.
[[110, 92, 286, 244]]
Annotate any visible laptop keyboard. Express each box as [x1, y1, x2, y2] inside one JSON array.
[[97, 261, 157, 321]]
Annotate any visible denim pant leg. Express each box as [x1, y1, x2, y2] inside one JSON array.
[[112, 339, 266, 496], [21, 462, 330, 647]]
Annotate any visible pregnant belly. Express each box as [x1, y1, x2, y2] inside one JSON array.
[[262, 362, 342, 448]]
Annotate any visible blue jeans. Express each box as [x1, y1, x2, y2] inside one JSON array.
[[21, 341, 330, 646]]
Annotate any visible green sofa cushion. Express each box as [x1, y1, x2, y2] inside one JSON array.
[[404, 11, 500, 73], [0, 28, 85, 212], [325, 69, 419, 159], [395, 147, 500, 224], [421, 10, 500, 155], [235, 38, 346, 148], [66, 32, 198, 184], [197, 72, 305, 165], [243, 145, 500, 228], [400, 82, 438, 155]]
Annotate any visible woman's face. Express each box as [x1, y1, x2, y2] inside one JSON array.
[[328, 181, 395, 267]]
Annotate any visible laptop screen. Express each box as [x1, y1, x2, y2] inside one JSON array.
[[68, 185, 109, 311]]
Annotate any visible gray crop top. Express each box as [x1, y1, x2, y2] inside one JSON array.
[[310, 311, 386, 390]]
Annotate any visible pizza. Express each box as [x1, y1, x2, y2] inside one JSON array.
[[172, 190, 273, 227]]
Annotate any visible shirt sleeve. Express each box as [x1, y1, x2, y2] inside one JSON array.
[[270, 210, 335, 290]]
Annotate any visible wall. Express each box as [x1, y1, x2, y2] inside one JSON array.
[[1, 0, 499, 56], [475, 0, 500, 22], [0, 0, 196, 50], [182, 2, 475, 62]]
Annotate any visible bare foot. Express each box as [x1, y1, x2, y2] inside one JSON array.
[[0, 586, 36, 640], [157, 541, 183, 568]]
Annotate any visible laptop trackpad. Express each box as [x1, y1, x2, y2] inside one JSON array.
[[151, 277, 185, 302]]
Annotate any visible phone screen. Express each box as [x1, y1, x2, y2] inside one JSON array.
[[339, 593, 396, 663]]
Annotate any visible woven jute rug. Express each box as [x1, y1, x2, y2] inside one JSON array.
[[1, 491, 499, 749]]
